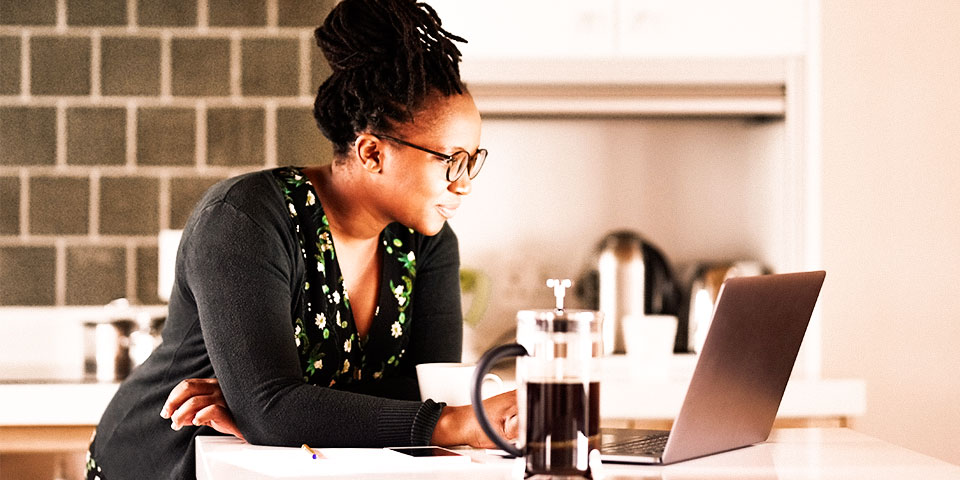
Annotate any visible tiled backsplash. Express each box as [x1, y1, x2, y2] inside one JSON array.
[[0, 0, 336, 306]]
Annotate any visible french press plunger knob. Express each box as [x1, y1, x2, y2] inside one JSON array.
[[546, 278, 572, 312]]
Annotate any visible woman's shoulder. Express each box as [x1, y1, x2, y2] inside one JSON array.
[[201, 169, 284, 205], [184, 168, 294, 235]]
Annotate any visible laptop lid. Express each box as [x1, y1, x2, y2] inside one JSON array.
[[657, 270, 825, 464]]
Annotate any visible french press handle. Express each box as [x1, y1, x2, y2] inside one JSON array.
[[470, 343, 528, 458]]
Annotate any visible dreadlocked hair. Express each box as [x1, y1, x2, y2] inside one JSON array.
[[313, 0, 467, 155]]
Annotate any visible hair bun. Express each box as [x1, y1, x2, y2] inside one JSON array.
[[312, 0, 467, 154], [314, 0, 404, 72], [315, 0, 465, 73], [318, 44, 394, 73]]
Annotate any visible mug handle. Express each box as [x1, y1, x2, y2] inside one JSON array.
[[480, 373, 503, 396], [470, 343, 527, 458]]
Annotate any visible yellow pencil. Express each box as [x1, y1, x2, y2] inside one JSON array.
[[301, 443, 324, 459]]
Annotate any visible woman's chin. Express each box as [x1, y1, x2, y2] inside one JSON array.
[[406, 218, 445, 237]]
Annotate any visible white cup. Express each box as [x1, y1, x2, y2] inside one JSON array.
[[622, 315, 678, 372], [416, 362, 503, 406]]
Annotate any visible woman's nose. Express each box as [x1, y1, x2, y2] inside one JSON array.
[[450, 172, 472, 195]]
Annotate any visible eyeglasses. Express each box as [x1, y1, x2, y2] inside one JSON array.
[[375, 133, 487, 182]]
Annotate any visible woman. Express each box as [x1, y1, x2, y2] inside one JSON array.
[[85, 1, 516, 478]]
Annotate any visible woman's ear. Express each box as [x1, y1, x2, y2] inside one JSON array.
[[354, 134, 383, 174]]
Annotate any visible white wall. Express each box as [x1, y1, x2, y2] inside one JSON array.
[[820, 0, 960, 465], [450, 117, 791, 359]]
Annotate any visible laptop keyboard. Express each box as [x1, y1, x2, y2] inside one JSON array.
[[602, 432, 670, 455]]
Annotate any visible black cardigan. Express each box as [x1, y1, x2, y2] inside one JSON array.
[[88, 169, 463, 479]]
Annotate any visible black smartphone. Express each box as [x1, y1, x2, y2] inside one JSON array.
[[387, 446, 469, 458]]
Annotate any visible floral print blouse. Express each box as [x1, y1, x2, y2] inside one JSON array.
[[273, 166, 418, 388]]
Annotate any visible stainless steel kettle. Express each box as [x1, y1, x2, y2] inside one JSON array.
[[685, 261, 768, 353], [576, 231, 681, 355], [82, 299, 165, 382]]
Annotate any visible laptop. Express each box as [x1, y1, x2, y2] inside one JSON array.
[[599, 270, 826, 465]]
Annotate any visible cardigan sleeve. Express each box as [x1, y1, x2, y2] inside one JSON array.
[[183, 199, 442, 447]]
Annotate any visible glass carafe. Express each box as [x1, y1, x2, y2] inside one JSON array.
[[472, 280, 603, 478]]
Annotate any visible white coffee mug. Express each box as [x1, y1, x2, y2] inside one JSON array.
[[416, 362, 503, 406]]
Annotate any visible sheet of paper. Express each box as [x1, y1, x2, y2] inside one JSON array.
[[197, 439, 514, 480]]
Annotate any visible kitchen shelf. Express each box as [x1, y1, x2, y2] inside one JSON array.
[[461, 58, 792, 117]]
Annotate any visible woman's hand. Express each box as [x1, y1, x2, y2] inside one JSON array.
[[160, 378, 245, 441], [430, 390, 518, 448]]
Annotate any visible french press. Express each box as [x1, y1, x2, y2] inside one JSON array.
[[471, 279, 604, 478]]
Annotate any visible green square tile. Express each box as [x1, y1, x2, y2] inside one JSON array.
[[242, 38, 298, 96], [67, 107, 126, 165], [277, 107, 331, 166], [0, 246, 56, 305], [29, 176, 90, 235], [137, 107, 196, 166], [137, 0, 196, 26], [0, 176, 19, 234], [171, 38, 230, 97], [0, 0, 57, 25], [99, 176, 159, 235], [66, 246, 126, 305], [208, 0, 265, 26], [136, 245, 160, 304], [101, 37, 161, 96], [0, 107, 56, 165], [0, 36, 20, 95], [67, 0, 127, 26], [30, 36, 91, 96], [277, 0, 334, 27], [207, 107, 264, 167]]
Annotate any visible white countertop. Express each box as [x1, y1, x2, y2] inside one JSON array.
[[0, 382, 119, 426], [0, 355, 864, 427], [195, 429, 960, 480]]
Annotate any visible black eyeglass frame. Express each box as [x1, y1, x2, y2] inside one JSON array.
[[374, 133, 487, 182]]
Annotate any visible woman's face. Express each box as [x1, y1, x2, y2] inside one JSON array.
[[377, 93, 482, 236]]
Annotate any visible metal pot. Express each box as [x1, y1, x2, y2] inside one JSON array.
[[685, 261, 768, 353], [82, 301, 165, 382], [576, 231, 682, 355]]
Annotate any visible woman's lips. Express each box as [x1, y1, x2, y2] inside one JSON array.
[[436, 204, 459, 219]]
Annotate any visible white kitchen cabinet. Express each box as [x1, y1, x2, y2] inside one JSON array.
[[616, 0, 807, 57], [429, 0, 807, 59], [429, 0, 618, 58]]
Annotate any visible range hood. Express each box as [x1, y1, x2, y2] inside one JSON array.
[[460, 57, 796, 117]]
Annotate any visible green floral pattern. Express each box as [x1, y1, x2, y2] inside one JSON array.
[[272, 167, 418, 388], [85, 430, 102, 479]]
